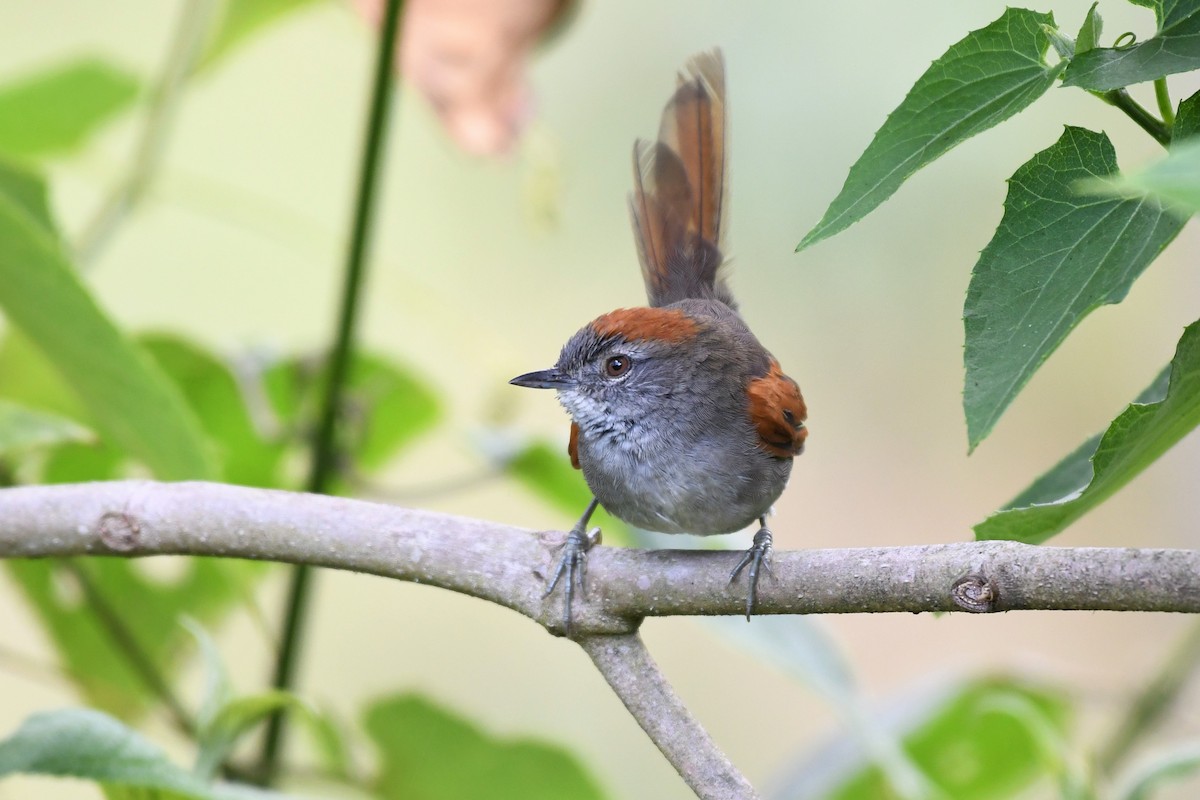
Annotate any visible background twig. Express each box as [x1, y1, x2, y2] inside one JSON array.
[[1099, 617, 1200, 770], [74, 0, 219, 264]]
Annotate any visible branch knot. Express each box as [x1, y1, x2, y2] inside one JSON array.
[[951, 573, 999, 613], [97, 512, 141, 552]]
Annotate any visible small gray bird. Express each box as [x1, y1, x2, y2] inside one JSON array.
[[511, 50, 807, 633]]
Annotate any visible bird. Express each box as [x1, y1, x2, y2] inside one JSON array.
[[510, 49, 807, 633]]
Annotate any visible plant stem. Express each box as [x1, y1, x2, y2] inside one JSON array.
[[1154, 78, 1175, 128], [1098, 618, 1200, 770], [255, 0, 405, 785], [63, 560, 196, 736], [1095, 88, 1171, 147], [74, 0, 217, 265]]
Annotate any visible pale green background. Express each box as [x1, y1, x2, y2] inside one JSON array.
[[1, 1, 1199, 798]]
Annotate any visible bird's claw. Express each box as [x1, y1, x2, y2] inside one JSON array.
[[545, 525, 601, 635], [729, 526, 773, 620]]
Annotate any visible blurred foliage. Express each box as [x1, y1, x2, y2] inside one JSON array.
[[0, 399, 92, 458], [364, 694, 605, 800], [0, 59, 140, 158], [1115, 741, 1200, 800], [199, 0, 326, 71], [1101, 136, 1200, 213], [827, 679, 1072, 800], [0, 166, 217, 481], [0, 708, 289, 799], [5, 557, 268, 720], [262, 349, 441, 490]]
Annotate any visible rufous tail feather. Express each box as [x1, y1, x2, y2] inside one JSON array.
[[629, 49, 735, 310]]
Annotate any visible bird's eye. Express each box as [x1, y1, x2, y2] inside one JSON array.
[[604, 355, 632, 378]]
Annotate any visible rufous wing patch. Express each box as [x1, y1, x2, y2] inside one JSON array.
[[747, 360, 807, 458], [590, 307, 700, 344], [568, 421, 581, 470]]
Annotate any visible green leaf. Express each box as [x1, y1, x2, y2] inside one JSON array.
[[0, 399, 93, 456], [1097, 138, 1200, 212], [505, 441, 631, 545], [0, 328, 104, 480], [1090, 90, 1200, 211], [1076, 3, 1103, 55], [0, 708, 201, 793], [295, 706, 354, 781], [1045, 25, 1077, 62], [969, 691, 1091, 798], [0, 158, 59, 236], [0, 58, 140, 158], [140, 335, 285, 487], [5, 557, 268, 719], [0, 335, 276, 719], [199, 0, 324, 71], [798, 8, 1063, 251], [180, 620, 315, 782], [1177, 88, 1200, 135], [0, 173, 217, 480], [41, 441, 126, 483], [0, 331, 87, 421], [364, 694, 605, 800], [181, 619, 233, 735], [962, 126, 1187, 450], [827, 679, 1071, 800], [0, 709, 286, 799], [1063, 0, 1200, 91], [262, 351, 440, 480], [976, 321, 1200, 543], [1116, 740, 1200, 800], [195, 691, 306, 780], [0, 330, 122, 483]]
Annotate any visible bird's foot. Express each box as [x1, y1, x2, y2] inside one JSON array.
[[545, 523, 601, 636], [729, 525, 773, 620]]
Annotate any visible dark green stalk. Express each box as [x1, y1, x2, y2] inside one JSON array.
[[1095, 88, 1171, 147], [255, 0, 405, 785]]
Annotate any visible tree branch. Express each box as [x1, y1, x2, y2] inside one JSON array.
[[579, 633, 759, 800], [1, 481, 1198, 631], [3, 479, 1199, 798]]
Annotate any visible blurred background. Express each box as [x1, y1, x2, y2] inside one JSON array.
[[1, 0, 1199, 797]]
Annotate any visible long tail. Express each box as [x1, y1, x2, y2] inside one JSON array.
[[629, 49, 735, 309]]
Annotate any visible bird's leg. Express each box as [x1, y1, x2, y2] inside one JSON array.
[[729, 516, 773, 620], [545, 497, 601, 635]]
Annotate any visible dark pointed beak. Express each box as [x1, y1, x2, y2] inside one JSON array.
[[510, 368, 575, 390]]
